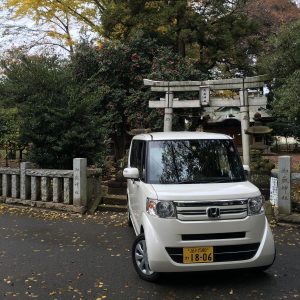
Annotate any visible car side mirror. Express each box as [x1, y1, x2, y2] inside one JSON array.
[[243, 165, 250, 177], [123, 167, 139, 180]]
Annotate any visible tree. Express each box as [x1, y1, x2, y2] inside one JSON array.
[[1, 0, 108, 32], [0, 0, 111, 54], [259, 20, 300, 120], [100, 0, 260, 76], [0, 5, 74, 54], [0, 108, 23, 166], [244, 0, 300, 39], [69, 38, 203, 161], [0, 38, 202, 166], [0, 54, 103, 168], [2, 0, 262, 76], [269, 118, 300, 151]]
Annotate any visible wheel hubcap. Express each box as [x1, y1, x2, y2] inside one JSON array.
[[134, 240, 153, 275]]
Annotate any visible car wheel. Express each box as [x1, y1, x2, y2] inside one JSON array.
[[132, 234, 160, 282]]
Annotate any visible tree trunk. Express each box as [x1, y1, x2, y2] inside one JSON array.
[[112, 132, 128, 163], [176, 1, 187, 57], [19, 149, 23, 162], [177, 37, 186, 57], [5, 148, 8, 167]]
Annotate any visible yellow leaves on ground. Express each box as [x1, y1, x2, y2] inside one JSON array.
[[274, 223, 300, 247], [94, 279, 108, 300], [0, 203, 127, 227], [3, 276, 13, 285], [0, 204, 5, 213], [96, 281, 104, 288]]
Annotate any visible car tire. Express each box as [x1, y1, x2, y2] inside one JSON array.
[[132, 234, 160, 282]]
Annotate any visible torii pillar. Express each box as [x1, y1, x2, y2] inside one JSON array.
[[164, 91, 174, 132], [239, 90, 250, 165]]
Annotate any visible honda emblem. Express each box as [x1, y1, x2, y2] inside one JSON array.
[[207, 207, 220, 218]]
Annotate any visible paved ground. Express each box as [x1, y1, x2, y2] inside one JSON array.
[[0, 204, 300, 300]]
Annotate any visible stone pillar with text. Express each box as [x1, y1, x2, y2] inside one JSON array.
[[278, 156, 291, 214], [73, 158, 87, 207]]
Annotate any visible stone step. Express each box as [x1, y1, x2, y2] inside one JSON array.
[[102, 194, 127, 205], [107, 179, 127, 187], [98, 203, 127, 212], [108, 186, 127, 195]]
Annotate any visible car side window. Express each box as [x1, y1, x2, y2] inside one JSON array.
[[130, 140, 146, 181]]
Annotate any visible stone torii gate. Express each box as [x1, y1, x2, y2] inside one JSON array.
[[144, 75, 269, 165]]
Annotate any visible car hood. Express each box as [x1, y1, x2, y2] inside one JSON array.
[[151, 181, 260, 201]]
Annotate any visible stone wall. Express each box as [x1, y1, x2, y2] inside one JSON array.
[[0, 158, 101, 213]]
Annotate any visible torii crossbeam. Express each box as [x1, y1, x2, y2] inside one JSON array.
[[144, 75, 269, 165]]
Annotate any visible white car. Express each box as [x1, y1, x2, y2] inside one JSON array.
[[123, 131, 276, 281]]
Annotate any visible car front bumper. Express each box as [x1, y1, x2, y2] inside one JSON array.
[[142, 213, 275, 273]]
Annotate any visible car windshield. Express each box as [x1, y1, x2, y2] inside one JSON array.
[[147, 139, 245, 184]]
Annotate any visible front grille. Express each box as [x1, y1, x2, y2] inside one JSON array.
[[182, 232, 246, 241], [166, 243, 260, 263], [175, 199, 248, 221]]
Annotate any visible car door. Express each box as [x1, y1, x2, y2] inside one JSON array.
[[127, 140, 146, 231]]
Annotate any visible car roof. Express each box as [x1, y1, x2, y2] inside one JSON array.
[[132, 131, 232, 141]]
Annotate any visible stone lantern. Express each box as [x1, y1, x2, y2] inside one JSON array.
[[245, 112, 273, 152]]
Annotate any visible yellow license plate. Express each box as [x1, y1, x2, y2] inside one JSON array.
[[183, 246, 214, 264]]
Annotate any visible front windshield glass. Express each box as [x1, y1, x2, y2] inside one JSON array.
[[147, 139, 245, 184]]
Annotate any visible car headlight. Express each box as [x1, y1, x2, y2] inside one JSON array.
[[146, 198, 176, 218], [248, 195, 264, 215]]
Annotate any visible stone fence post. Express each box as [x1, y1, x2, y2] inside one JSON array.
[[20, 162, 31, 200], [73, 158, 87, 207], [278, 156, 291, 214]]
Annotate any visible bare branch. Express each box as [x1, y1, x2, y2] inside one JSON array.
[[54, 0, 100, 31], [92, 0, 107, 13]]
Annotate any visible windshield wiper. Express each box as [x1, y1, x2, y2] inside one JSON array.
[[177, 178, 242, 184], [209, 179, 232, 183], [208, 178, 243, 183], [177, 179, 213, 184]]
